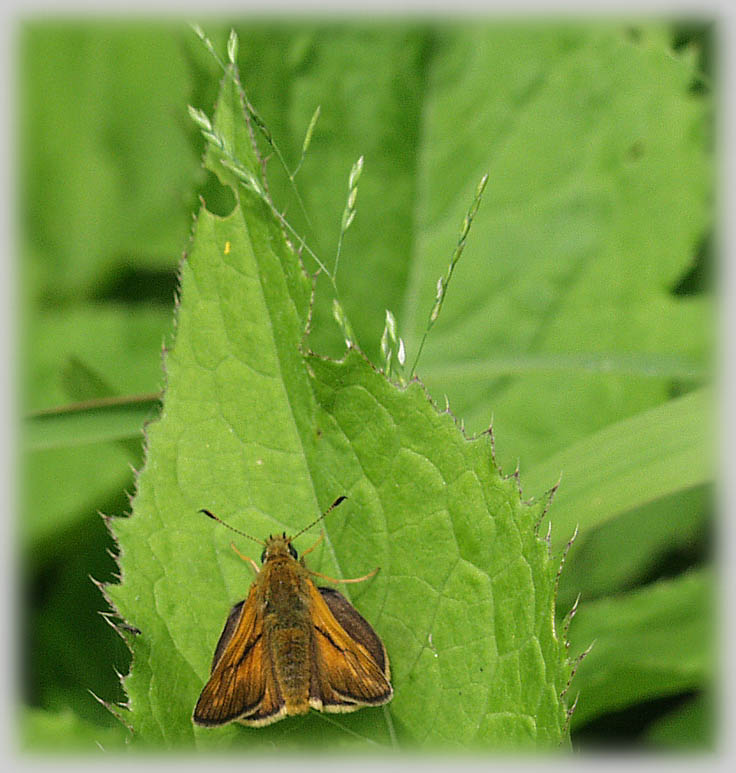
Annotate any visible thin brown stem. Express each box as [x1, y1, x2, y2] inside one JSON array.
[[26, 391, 161, 418]]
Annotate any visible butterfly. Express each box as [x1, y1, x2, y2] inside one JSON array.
[[192, 497, 393, 727]]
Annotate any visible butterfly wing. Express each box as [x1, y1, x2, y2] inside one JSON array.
[[192, 586, 285, 727], [318, 587, 391, 678], [309, 585, 393, 712], [209, 599, 244, 672]]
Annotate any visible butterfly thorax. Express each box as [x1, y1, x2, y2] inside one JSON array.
[[260, 558, 310, 627]]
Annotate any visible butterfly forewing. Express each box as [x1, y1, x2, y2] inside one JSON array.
[[193, 586, 275, 726]]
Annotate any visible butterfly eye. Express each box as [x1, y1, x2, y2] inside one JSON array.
[[288, 543, 298, 560], [260, 547, 267, 563]]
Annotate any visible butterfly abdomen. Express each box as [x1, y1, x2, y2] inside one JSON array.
[[270, 626, 311, 714]]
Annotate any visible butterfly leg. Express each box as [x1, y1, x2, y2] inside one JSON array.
[[300, 531, 324, 559], [230, 541, 259, 574], [308, 566, 379, 584]]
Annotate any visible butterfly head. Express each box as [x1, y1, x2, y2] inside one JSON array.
[[261, 533, 298, 563]]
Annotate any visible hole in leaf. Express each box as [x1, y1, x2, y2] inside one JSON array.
[[199, 169, 236, 217]]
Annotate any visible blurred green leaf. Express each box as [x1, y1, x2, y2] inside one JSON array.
[[644, 691, 715, 750], [264, 25, 431, 363], [21, 708, 128, 752], [421, 352, 708, 382], [557, 485, 710, 611], [24, 306, 171, 413], [105, 58, 572, 750], [22, 444, 139, 550], [524, 386, 713, 552], [407, 24, 712, 470], [25, 397, 159, 452], [567, 568, 714, 728], [24, 513, 130, 728], [22, 306, 170, 548], [61, 356, 117, 402], [19, 22, 200, 301]]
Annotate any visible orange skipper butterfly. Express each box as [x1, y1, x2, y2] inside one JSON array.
[[192, 496, 393, 727]]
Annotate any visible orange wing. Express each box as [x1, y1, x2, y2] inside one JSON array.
[[308, 584, 393, 712], [192, 586, 285, 727]]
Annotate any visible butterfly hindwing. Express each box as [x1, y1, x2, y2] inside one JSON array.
[[318, 587, 390, 677], [210, 599, 245, 671], [308, 585, 393, 711]]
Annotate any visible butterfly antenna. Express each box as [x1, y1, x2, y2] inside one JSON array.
[[292, 495, 347, 540], [199, 509, 264, 545]]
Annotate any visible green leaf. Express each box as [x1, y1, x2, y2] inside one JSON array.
[[522, 387, 714, 552], [22, 306, 169, 547], [557, 485, 709, 610], [232, 24, 433, 361], [21, 708, 129, 752], [567, 568, 713, 728], [105, 60, 572, 750], [24, 397, 159, 452], [22, 444, 137, 550], [403, 24, 712, 469], [20, 20, 712, 754], [644, 691, 715, 750], [24, 306, 171, 414], [24, 513, 130, 729], [20, 22, 200, 302]]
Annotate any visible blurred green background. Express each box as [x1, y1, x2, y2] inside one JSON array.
[[19, 19, 715, 751]]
